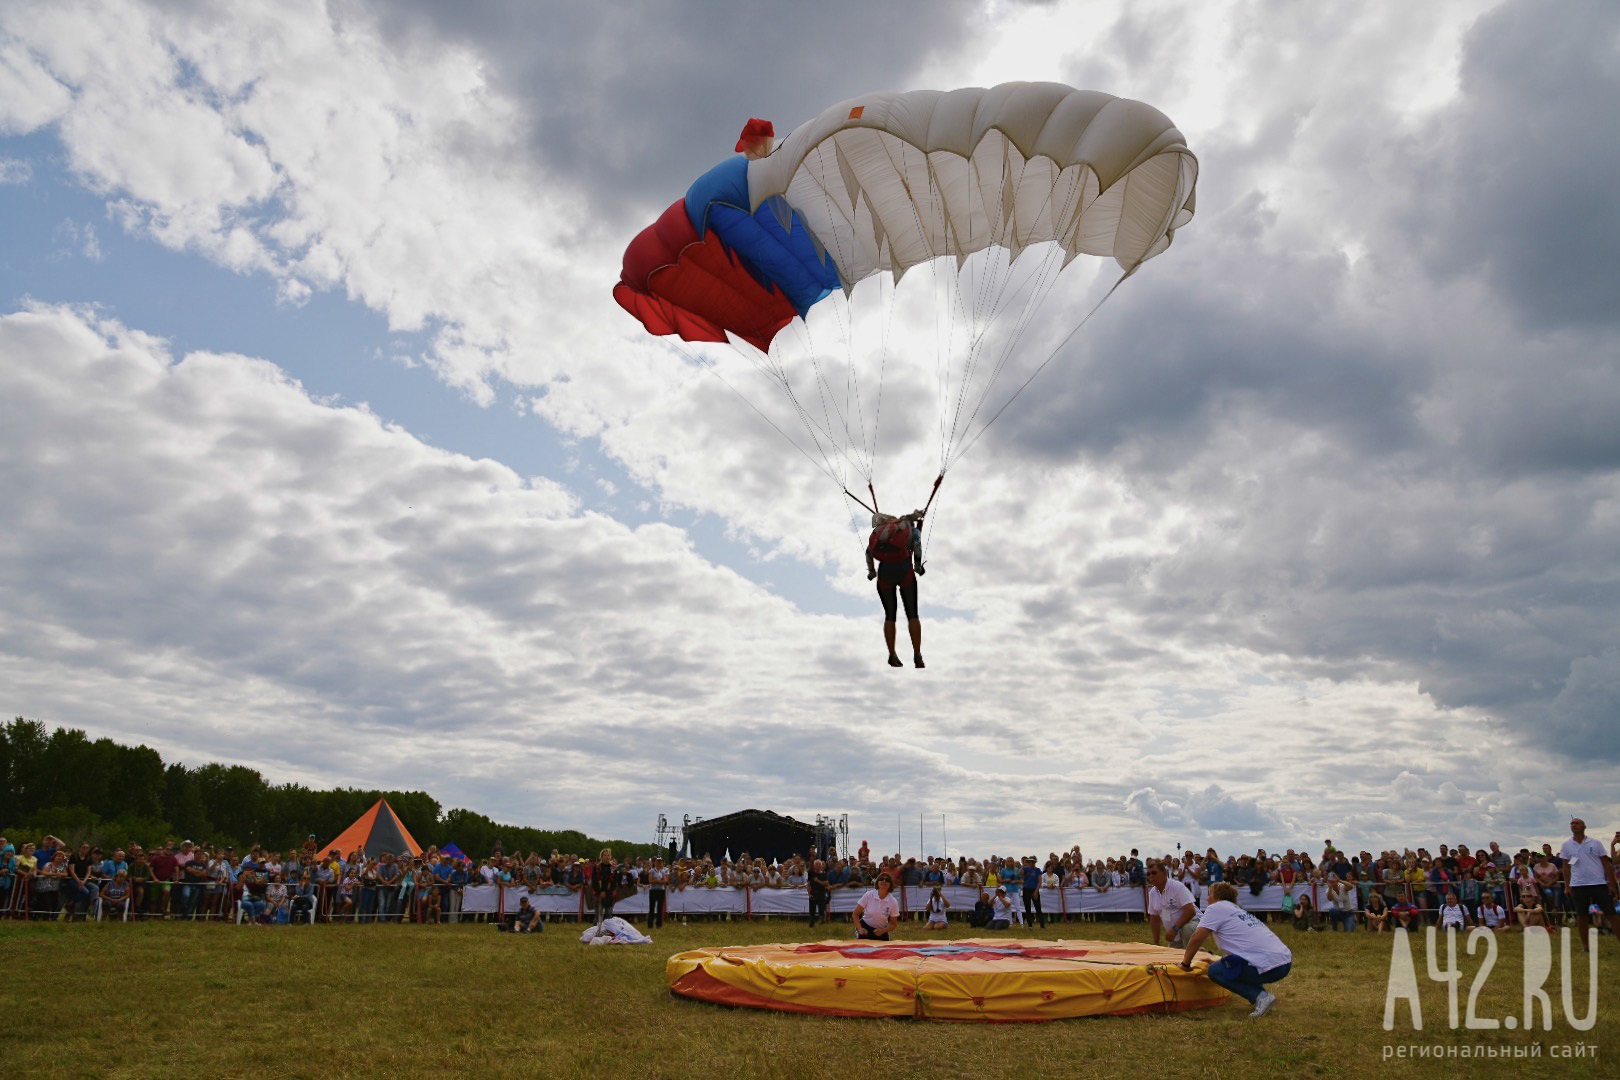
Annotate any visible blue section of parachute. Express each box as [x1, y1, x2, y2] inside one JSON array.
[[684, 156, 840, 318]]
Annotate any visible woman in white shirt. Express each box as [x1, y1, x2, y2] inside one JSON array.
[[853, 877, 901, 941]]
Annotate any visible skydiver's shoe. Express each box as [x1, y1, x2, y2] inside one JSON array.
[[914, 654, 926, 668], [1249, 990, 1277, 1017], [888, 654, 904, 667]]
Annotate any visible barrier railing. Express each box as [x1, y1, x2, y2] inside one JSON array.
[[0, 872, 1588, 927]]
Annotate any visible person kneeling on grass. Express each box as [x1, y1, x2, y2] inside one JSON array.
[[988, 886, 1016, 930], [1179, 881, 1293, 1019], [499, 896, 544, 933], [853, 876, 901, 941]]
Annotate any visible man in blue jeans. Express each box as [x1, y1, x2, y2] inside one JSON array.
[[1179, 881, 1293, 1017]]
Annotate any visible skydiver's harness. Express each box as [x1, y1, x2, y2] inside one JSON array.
[[868, 521, 918, 588], [854, 475, 941, 589]]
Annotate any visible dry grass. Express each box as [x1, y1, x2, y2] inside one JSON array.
[[2, 914, 1616, 1079]]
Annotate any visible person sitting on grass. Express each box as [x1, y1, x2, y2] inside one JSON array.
[[1179, 881, 1293, 1019], [1290, 892, 1314, 933], [1363, 892, 1389, 932], [500, 896, 544, 933], [1438, 890, 1471, 931], [1507, 893, 1538, 932]]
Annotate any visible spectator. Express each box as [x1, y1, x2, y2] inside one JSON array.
[[988, 887, 1015, 930], [238, 867, 267, 924], [923, 885, 950, 929], [67, 842, 97, 920], [1534, 852, 1564, 923], [967, 888, 994, 928], [1363, 892, 1389, 932], [1021, 856, 1045, 930], [806, 859, 829, 929], [592, 848, 618, 925], [291, 870, 316, 923], [1327, 877, 1358, 932], [1438, 891, 1470, 931], [375, 853, 401, 922], [1504, 892, 1535, 932], [34, 850, 67, 920], [1290, 892, 1314, 933], [0, 840, 15, 913], [358, 858, 379, 922], [179, 853, 210, 919], [101, 869, 132, 917], [265, 873, 290, 924], [148, 844, 178, 918]]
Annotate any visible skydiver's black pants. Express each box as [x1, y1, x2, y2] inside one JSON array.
[[877, 579, 918, 622]]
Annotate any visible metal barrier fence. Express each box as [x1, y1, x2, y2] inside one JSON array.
[[0, 871, 1584, 928]]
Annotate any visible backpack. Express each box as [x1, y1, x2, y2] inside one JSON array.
[[868, 522, 913, 563]]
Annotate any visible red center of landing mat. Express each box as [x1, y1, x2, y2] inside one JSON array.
[[794, 943, 1092, 962]]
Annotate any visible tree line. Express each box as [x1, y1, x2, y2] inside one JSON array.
[[0, 717, 659, 860]]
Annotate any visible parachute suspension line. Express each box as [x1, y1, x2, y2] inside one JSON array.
[[867, 271, 900, 484], [947, 235, 1068, 461], [942, 163, 1088, 466], [744, 329, 870, 490], [807, 150, 892, 488], [946, 268, 1134, 470], [666, 339, 851, 495], [728, 328, 855, 483], [942, 145, 1029, 462], [784, 148, 874, 487]]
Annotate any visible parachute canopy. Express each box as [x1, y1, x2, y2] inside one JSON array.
[[617, 82, 1195, 355], [614, 81, 1197, 520]]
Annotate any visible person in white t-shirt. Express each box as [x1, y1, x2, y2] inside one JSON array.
[[1560, 816, 1620, 950], [1145, 862, 1200, 948], [1179, 882, 1293, 1018], [923, 885, 950, 930], [1438, 892, 1471, 931], [852, 876, 901, 941]]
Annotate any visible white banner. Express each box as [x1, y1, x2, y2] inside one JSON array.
[[457, 880, 1327, 919]]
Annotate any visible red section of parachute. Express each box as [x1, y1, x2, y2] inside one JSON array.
[[613, 200, 797, 354]]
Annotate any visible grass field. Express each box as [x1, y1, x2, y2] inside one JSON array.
[[3, 914, 1616, 1079]]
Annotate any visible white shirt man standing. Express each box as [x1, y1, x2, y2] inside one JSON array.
[[1561, 816, 1620, 951]]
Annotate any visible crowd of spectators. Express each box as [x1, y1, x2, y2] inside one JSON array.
[[2, 827, 1616, 937]]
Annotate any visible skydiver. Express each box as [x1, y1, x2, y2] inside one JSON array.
[[866, 510, 926, 668]]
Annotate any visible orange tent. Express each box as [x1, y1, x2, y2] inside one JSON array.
[[319, 799, 423, 860]]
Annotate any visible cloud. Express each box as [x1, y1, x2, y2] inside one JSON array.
[[1412, 0, 1620, 332]]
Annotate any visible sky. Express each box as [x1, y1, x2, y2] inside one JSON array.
[[1, 0, 1616, 860]]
